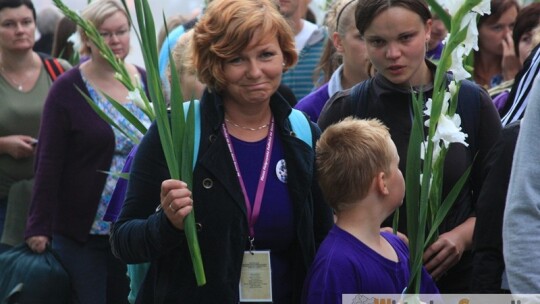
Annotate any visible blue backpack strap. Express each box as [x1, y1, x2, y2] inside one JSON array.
[[288, 108, 312, 148], [183, 100, 201, 169]]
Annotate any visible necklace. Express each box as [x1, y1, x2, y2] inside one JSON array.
[[0, 65, 29, 91], [224, 117, 270, 131]]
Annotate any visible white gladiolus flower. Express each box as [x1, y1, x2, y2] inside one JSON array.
[[439, 0, 490, 17], [437, 0, 464, 15], [472, 0, 491, 15], [449, 45, 471, 81], [448, 81, 458, 96], [461, 13, 480, 53], [420, 139, 442, 166], [67, 32, 81, 52], [433, 113, 469, 148]]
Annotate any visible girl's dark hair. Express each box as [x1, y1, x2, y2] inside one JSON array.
[[0, 0, 36, 20], [52, 16, 77, 60], [355, 0, 431, 35], [478, 0, 519, 28], [512, 3, 540, 55]]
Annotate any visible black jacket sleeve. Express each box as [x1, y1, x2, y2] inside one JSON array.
[[471, 121, 520, 293]]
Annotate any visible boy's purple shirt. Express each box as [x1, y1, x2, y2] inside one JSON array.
[[104, 145, 139, 222]]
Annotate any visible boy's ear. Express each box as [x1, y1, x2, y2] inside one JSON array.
[[376, 171, 389, 195]]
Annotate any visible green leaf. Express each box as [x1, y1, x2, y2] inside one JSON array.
[[424, 163, 472, 249], [131, 0, 206, 286], [405, 92, 425, 294], [97, 171, 130, 180], [76, 86, 140, 144], [101, 92, 148, 135]]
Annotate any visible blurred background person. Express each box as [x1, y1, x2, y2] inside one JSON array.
[[51, 16, 78, 63], [295, 0, 370, 122], [474, 0, 520, 89], [492, 2, 540, 116], [426, 13, 448, 62], [279, 0, 327, 100], [24, 0, 150, 302], [157, 13, 191, 52], [169, 29, 205, 101], [33, 6, 61, 55], [0, 0, 70, 252]]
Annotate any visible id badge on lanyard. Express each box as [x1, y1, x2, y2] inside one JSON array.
[[239, 250, 272, 302]]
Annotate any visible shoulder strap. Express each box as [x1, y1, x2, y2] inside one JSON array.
[[38, 53, 65, 81], [183, 100, 201, 169], [288, 109, 312, 148], [351, 78, 374, 118], [456, 80, 481, 156]]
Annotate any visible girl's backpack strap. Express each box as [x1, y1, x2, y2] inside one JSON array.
[[37, 52, 65, 81]]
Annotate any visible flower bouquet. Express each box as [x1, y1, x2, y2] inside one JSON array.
[[402, 0, 490, 296]]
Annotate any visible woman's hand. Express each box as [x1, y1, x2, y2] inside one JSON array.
[[160, 179, 193, 230], [0, 135, 37, 159], [26, 236, 50, 253], [502, 31, 521, 81], [422, 217, 475, 280]]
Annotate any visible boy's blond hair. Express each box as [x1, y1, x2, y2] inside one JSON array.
[[316, 117, 393, 212]]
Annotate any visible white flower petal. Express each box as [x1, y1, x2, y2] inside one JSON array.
[[449, 47, 471, 81], [424, 98, 433, 116], [449, 81, 457, 96], [440, 0, 465, 16], [433, 114, 469, 147], [420, 140, 429, 160], [67, 32, 81, 52], [472, 0, 491, 15]]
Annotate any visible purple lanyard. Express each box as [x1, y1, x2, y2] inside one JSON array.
[[222, 116, 275, 239]]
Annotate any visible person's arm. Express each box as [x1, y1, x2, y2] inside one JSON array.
[[503, 76, 540, 294], [470, 122, 519, 292]]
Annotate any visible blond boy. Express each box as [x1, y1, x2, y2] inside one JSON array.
[[303, 118, 439, 303]]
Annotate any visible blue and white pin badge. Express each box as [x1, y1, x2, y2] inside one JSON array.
[[276, 159, 287, 183]]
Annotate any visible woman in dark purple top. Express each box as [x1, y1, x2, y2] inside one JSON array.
[[24, 1, 149, 303]]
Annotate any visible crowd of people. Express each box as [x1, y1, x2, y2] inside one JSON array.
[[1, 0, 540, 302]]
